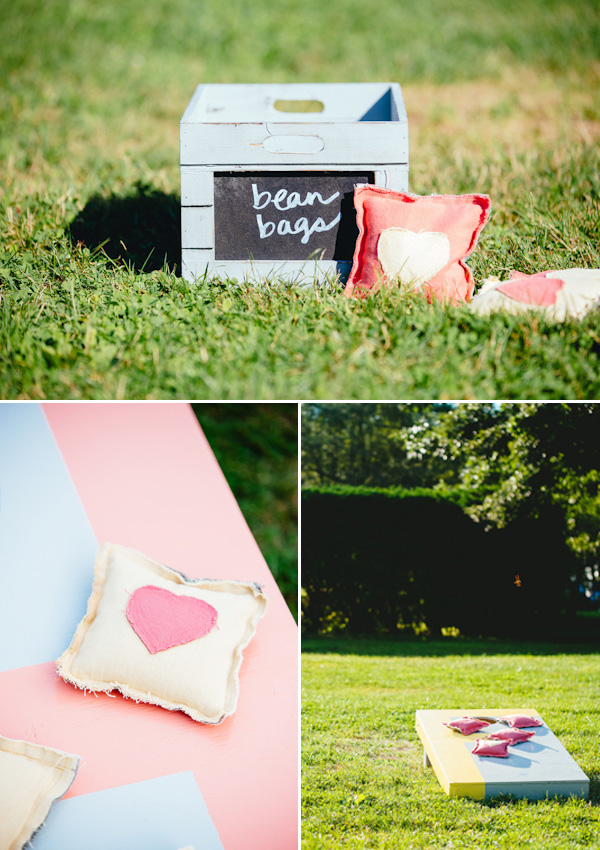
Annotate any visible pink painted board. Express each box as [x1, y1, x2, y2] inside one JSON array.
[[3, 402, 298, 850]]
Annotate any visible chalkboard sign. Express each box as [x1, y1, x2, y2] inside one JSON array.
[[214, 171, 374, 261]]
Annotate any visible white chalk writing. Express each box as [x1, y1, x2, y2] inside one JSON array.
[[256, 213, 342, 244], [252, 184, 340, 211], [252, 183, 341, 244]]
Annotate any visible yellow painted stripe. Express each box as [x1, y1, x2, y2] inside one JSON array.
[[416, 712, 485, 799]]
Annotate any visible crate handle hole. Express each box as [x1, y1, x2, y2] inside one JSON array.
[[273, 99, 324, 113]]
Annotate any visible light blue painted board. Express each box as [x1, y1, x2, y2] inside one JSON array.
[[468, 721, 589, 799], [0, 403, 99, 671], [31, 772, 224, 850]]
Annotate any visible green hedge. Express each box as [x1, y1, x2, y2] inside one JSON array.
[[301, 487, 578, 638]]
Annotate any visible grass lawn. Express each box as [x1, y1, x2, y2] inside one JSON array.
[[302, 636, 600, 849], [1, 0, 600, 398]]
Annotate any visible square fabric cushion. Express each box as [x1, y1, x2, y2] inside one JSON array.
[[57, 543, 268, 725], [443, 717, 491, 735], [345, 186, 491, 302], [0, 735, 79, 850], [470, 268, 600, 321], [501, 714, 544, 729], [471, 738, 509, 758], [487, 729, 536, 745]]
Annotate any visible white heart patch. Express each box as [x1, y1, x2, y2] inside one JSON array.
[[377, 228, 451, 288]]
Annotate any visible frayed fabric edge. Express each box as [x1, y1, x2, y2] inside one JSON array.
[[55, 667, 228, 726], [4, 738, 81, 850]]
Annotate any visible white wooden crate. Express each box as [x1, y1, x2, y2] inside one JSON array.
[[180, 83, 408, 284]]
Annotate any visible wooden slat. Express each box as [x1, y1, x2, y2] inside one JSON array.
[[181, 251, 350, 284], [181, 208, 213, 249], [181, 163, 402, 175], [181, 166, 409, 207], [181, 82, 404, 124], [180, 170, 213, 206], [373, 166, 409, 191], [181, 122, 408, 166]]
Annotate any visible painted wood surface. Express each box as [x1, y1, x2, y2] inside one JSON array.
[[181, 122, 408, 166], [375, 166, 409, 191], [180, 169, 214, 206], [181, 251, 351, 284], [33, 772, 223, 850], [181, 82, 407, 126], [180, 165, 409, 207], [0, 404, 99, 671], [180, 82, 408, 281], [181, 207, 213, 249], [180, 83, 408, 166], [416, 709, 589, 801]]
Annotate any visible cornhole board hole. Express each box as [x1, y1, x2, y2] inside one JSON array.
[[416, 709, 589, 801], [180, 82, 408, 283]]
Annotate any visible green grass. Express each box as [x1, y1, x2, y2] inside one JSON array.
[[302, 636, 600, 848], [192, 403, 298, 618], [1, 0, 599, 398]]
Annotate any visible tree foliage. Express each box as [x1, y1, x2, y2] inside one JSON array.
[[301, 403, 452, 489], [424, 404, 600, 602], [301, 403, 600, 607]]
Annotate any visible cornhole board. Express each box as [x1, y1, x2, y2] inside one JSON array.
[[0, 403, 298, 850], [416, 709, 589, 801]]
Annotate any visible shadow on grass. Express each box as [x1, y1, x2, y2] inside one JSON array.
[[301, 634, 600, 657], [589, 774, 600, 805], [68, 182, 180, 274]]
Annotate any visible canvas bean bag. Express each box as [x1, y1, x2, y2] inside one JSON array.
[[470, 269, 600, 320]]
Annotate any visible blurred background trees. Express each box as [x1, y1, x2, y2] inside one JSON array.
[[301, 403, 600, 638], [193, 403, 298, 620]]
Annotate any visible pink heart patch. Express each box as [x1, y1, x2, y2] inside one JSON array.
[[126, 585, 218, 654], [497, 273, 565, 306]]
